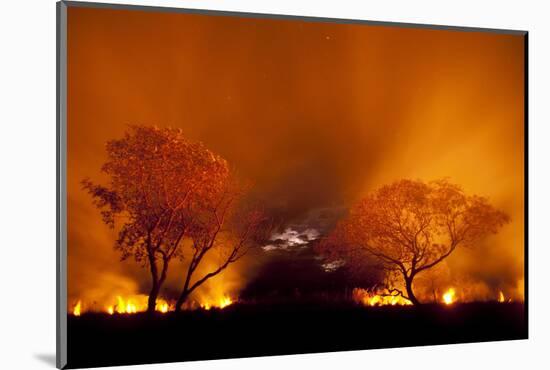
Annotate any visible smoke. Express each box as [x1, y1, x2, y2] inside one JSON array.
[[67, 7, 525, 307]]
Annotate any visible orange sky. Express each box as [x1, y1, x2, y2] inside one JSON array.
[[67, 6, 525, 303]]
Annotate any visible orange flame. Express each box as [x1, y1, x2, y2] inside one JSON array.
[[71, 293, 236, 315], [72, 295, 172, 315], [442, 288, 456, 305], [200, 295, 234, 310], [352, 288, 412, 307], [105, 295, 172, 314], [73, 300, 81, 316], [157, 302, 169, 313]]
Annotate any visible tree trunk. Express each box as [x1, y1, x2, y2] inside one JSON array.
[[175, 290, 190, 313], [147, 258, 169, 314], [147, 281, 160, 314], [405, 276, 420, 305], [175, 259, 196, 313], [147, 247, 159, 314]]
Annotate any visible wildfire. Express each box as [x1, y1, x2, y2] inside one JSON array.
[[71, 295, 172, 315], [107, 296, 138, 314], [200, 295, 234, 310], [157, 302, 169, 313], [218, 296, 233, 308], [73, 300, 82, 316], [352, 288, 412, 307], [105, 295, 172, 315], [497, 291, 513, 303], [352, 287, 519, 306], [70, 293, 237, 315], [442, 288, 456, 305]]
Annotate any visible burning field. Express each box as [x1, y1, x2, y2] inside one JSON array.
[[64, 5, 526, 369], [67, 301, 525, 368], [70, 286, 517, 317]]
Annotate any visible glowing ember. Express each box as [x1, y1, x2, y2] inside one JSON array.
[[442, 288, 456, 305], [73, 300, 81, 316], [352, 288, 412, 307]]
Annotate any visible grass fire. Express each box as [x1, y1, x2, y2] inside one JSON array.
[[71, 293, 236, 315], [69, 126, 524, 320], [442, 288, 456, 305], [65, 11, 525, 366]]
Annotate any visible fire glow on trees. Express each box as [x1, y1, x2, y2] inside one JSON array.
[[67, 13, 525, 318], [67, 11, 524, 320], [81, 126, 270, 315], [318, 179, 510, 305], [73, 133, 519, 313], [81, 126, 228, 313]]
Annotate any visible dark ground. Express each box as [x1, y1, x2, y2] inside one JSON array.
[[66, 302, 526, 369]]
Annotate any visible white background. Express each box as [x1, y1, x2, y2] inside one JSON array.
[[0, 0, 547, 369]]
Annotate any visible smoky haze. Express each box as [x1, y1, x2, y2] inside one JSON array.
[[67, 7, 525, 306]]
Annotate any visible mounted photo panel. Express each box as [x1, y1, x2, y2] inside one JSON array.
[[56, 1, 527, 368]]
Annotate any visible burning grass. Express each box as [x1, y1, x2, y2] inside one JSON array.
[[351, 287, 518, 308], [200, 295, 234, 310], [71, 293, 236, 316], [352, 288, 412, 307], [70, 285, 520, 316], [442, 288, 456, 305]]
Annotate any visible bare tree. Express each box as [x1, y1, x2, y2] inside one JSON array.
[[83, 126, 229, 313], [317, 179, 509, 305], [174, 183, 271, 311]]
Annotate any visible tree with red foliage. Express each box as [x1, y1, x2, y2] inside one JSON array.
[[317, 179, 509, 305], [83, 126, 232, 313]]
